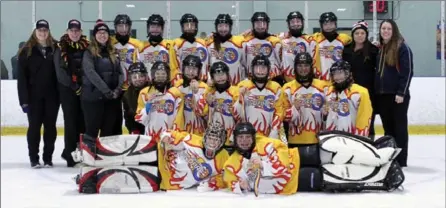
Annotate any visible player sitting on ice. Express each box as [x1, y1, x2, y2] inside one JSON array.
[[222, 122, 405, 196], [322, 60, 372, 136], [173, 55, 208, 136], [238, 54, 285, 142], [158, 121, 229, 191], [135, 61, 183, 141]]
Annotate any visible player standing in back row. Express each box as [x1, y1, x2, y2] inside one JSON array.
[[312, 12, 351, 81]]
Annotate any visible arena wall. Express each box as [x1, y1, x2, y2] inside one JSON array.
[[1, 78, 444, 135]]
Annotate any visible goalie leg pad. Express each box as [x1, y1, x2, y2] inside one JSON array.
[[318, 131, 401, 166], [293, 144, 320, 167], [321, 161, 405, 192], [74, 134, 158, 167], [77, 166, 160, 194], [297, 167, 323, 192]]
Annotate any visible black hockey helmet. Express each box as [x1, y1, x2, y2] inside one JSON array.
[[215, 14, 233, 27], [319, 12, 337, 24], [251, 54, 270, 84], [129, 62, 148, 74], [294, 52, 314, 83], [210, 61, 230, 77], [233, 122, 256, 157], [287, 11, 304, 23], [180, 13, 199, 25], [251, 12, 270, 23], [203, 121, 227, 160], [182, 55, 202, 71], [151, 61, 170, 82], [147, 14, 165, 28], [329, 60, 353, 91], [114, 14, 132, 26]]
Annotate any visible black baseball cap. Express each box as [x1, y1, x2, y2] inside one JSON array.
[[35, 19, 49, 29], [68, 19, 81, 30]]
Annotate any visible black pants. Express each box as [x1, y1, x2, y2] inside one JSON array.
[[82, 99, 122, 138], [26, 95, 60, 163], [59, 85, 85, 163], [376, 94, 410, 167], [113, 96, 123, 135]]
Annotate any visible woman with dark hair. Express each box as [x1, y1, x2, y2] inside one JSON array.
[[342, 20, 379, 139], [54, 19, 89, 167], [376, 19, 413, 167], [17, 19, 60, 168], [81, 19, 124, 138]]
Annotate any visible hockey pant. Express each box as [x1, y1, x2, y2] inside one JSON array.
[[72, 134, 160, 194], [315, 130, 405, 192]]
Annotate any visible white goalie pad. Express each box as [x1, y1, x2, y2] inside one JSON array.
[[72, 134, 158, 167], [322, 163, 391, 185], [77, 166, 160, 194], [318, 132, 401, 166]]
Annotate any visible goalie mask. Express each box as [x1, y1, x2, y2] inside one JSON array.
[[182, 54, 202, 87], [330, 60, 353, 92], [203, 121, 227, 160], [294, 52, 314, 85], [210, 62, 230, 93], [251, 54, 271, 84], [233, 122, 256, 158], [151, 61, 171, 92], [128, 62, 149, 89]]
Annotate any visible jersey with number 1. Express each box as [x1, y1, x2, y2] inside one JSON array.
[[111, 37, 144, 90]]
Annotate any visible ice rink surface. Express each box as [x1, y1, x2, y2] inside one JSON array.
[[1, 135, 445, 208]]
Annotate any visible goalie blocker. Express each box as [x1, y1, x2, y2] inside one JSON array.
[[73, 134, 160, 194], [295, 130, 405, 193]]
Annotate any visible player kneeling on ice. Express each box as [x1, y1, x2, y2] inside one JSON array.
[[223, 122, 405, 196], [72, 133, 159, 194], [318, 130, 405, 192], [158, 121, 229, 191]]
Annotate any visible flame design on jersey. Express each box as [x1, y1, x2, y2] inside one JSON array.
[[147, 121, 169, 142]]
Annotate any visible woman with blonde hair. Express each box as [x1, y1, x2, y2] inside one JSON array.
[[375, 19, 413, 167], [81, 19, 124, 139], [17, 19, 60, 168]]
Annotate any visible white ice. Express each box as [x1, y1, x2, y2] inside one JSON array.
[[1, 135, 445, 208]]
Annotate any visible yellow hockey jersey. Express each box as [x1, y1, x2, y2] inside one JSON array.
[[173, 38, 209, 82], [324, 83, 372, 136], [196, 85, 244, 146], [277, 32, 315, 83], [206, 35, 247, 85], [135, 86, 183, 141], [223, 135, 300, 195], [311, 32, 351, 81], [174, 79, 208, 136], [111, 36, 144, 90], [139, 39, 179, 84], [282, 79, 328, 144], [158, 130, 229, 190], [243, 34, 282, 79], [237, 80, 284, 139]]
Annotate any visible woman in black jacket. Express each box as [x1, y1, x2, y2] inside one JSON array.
[[17, 19, 60, 168], [342, 20, 379, 139], [81, 20, 124, 138], [54, 19, 89, 167], [376, 19, 413, 167]]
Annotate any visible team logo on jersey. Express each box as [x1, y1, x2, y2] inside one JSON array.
[[246, 94, 275, 112], [320, 45, 344, 62], [247, 43, 273, 57], [143, 50, 170, 64], [184, 94, 194, 112], [210, 98, 233, 116], [117, 48, 135, 65], [182, 47, 208, 62], [328, 98, 350, 117], [152, 99, 175, 115], [296, 93, 324, 111], [185, 151, 213, 181], [211, 47, 239, 64], [291, 42, 307, 55]]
